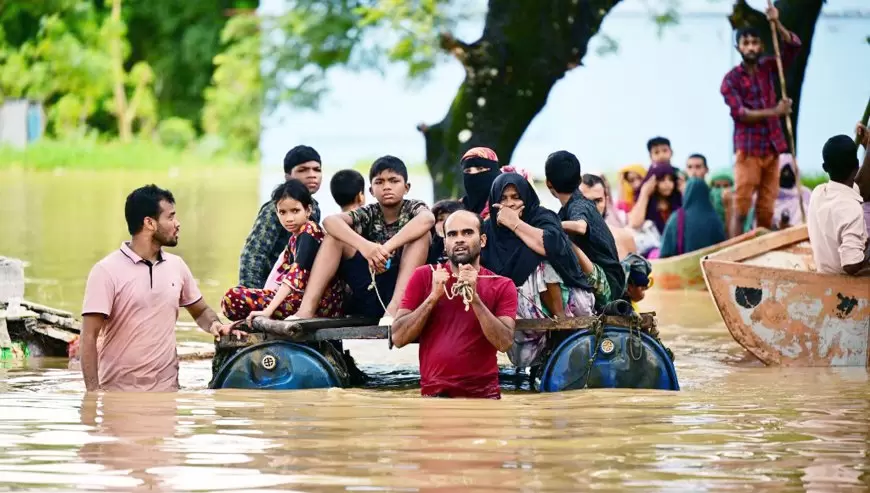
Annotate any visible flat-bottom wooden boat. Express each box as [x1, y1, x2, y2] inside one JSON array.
[[702, 225, 870, 367], [652, 229, 768, 290]]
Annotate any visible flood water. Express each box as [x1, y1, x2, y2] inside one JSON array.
[[1, 169, 869, 491]]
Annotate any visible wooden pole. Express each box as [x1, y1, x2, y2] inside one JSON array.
[[766, 0, 806, 222], [857, 97, 870, 145], [854, 97, 870, 201]]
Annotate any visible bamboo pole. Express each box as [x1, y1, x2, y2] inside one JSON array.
[[857, 97, 870, 145], [766, 0, 806, 222]]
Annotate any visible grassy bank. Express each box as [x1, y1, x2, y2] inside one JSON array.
[[798, 173, 828, 189], [0, 139, 254, 171]]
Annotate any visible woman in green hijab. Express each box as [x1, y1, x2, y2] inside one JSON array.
[[709, 170, 734, 228], [660, 178, 727, 258]]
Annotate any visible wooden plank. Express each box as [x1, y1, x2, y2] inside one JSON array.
[[18, 300, 75, 319], [219, 313, 658, 350], [0, 309, 39, 321], [30, 324, 77, 343], [218, 332, 266, 348], [705, 225, 808, 263], [38, 312, 80, 332], [251, 316, 383, 337]]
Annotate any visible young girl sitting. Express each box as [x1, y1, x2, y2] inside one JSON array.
[[222, 180, 344, 322], [627, 164, 683, 258]]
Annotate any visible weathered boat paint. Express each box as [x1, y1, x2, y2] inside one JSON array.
[[652, 229, 768, 290], [702, 225, 870, 367]]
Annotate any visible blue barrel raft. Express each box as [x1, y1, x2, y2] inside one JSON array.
[[540, 326, 679, 392], [210, 341, 343, 390]]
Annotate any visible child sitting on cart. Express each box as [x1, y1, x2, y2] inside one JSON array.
[[294, 156, 435, 321]]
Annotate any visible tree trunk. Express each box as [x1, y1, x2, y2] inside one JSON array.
[[728, 0, 824, 152], [109, 0, 133, 142], [418, 0, 622, 199]]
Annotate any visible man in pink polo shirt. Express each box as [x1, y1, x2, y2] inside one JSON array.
[[81, 185, 243, 392]]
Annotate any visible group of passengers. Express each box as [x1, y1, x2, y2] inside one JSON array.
[[78, 129, 868, 397], [605, 136, 817, 261], [216, 146, 657, 397]]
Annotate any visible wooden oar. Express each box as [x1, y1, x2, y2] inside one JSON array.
[[766, 0, 805, 222]]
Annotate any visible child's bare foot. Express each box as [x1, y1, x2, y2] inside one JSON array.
[[293, 308, 315, 319]]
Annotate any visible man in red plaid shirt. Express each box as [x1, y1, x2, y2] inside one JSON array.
[[720, 5, 801, 237]]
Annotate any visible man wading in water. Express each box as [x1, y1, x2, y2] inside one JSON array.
[[720, 5, 801, 238], [391, 210, 517, 399], [81, 185, 243, 392]]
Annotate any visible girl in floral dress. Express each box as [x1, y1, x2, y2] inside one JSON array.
[[221, 180, 344, 321]]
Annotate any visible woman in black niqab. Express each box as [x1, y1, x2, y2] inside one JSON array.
[[459, 147, 501, 217], [482, 173, 596, 368]]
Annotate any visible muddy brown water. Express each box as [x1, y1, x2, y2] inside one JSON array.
[[1, 170, 868, 491]]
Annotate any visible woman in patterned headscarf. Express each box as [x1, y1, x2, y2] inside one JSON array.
[[460, 147, 501, 219]]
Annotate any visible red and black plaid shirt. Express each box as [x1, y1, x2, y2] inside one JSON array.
[[720, 33, 801, 157]]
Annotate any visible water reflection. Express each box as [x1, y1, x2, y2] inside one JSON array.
[[0, 365, 868, 491]]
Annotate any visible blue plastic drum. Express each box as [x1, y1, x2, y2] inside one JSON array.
[[210, 341, 342, 390], [539, 326, 679, 392]]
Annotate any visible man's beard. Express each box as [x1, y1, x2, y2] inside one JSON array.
[[448, 247, 479, 266], [741, 52, 759, 64], [155, 230, 178, 247]]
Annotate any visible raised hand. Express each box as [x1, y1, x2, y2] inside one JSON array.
[[640, 176, 658, 197], [456, 264, 479, 293], [775, 98, 793, 116], [492, 203, 523, 231], [431, 264, 449, 300]]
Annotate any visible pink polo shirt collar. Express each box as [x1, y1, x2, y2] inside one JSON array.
[[119, 241, 165, 265]]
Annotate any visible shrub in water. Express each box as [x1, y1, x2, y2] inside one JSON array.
[[157, 118, 196, 150]]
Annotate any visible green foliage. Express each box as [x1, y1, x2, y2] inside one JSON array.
[[124, 1, 227, 125], [0, 138, 253, 171], [202, 15, 262, 160], [0, 7, 111, 113], [800, 173, 828, 190], [157, 117, 196, 150], [260, 0, 456, 110], [0, 0, 229, 135]]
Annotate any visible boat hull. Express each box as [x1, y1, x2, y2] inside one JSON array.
[[653, 229, 768, 290], [702, 226, 870, 367]]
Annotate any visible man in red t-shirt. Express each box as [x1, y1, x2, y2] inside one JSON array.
[[392, 210, 518, 399]]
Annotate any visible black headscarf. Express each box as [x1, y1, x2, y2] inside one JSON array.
[[482, 173, 591, 290], [460, 156, 501, 214]]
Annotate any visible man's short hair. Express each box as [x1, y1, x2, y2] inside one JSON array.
[[646, 136, 671, 152], [125, 184, 175, 235], [688, 153, 708, 168], [822, 135, 859, 182], [444, 210, 484, 234], [283, 145, 321, 174], [330, 169, 365, 207], [736, 27, 762, 44], [432, 199, 464, 219], [544, 150, 582, 194], [581, 173, 605, 188], [369, 155, 408, 182]]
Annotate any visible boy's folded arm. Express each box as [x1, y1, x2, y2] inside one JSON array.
[[323, 213, 370, 251], [383, 210, 436, 253]]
